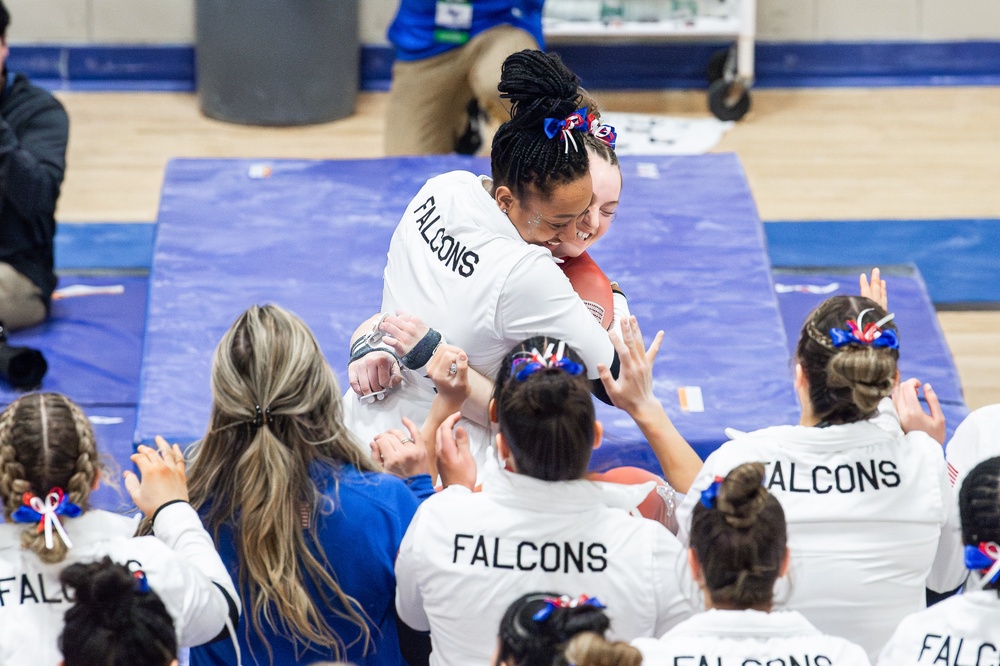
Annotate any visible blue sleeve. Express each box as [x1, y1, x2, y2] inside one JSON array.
[[404, 473, 436, 501]]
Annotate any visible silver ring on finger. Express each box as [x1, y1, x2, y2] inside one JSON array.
[[399, 437, 414, 445], [449, 362, 458, 375]]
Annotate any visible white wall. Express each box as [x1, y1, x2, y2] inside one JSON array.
[[5, 0, 999, 44]]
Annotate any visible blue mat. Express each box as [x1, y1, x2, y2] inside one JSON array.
[[138, 155, 799, 466], [765, 220, 1000, 304], [0, 276, 147, 515], [773, 267, 969, 442]]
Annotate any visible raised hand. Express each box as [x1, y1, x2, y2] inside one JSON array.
[[860, 267, 888, 311], [597, 316, 665, 419], [371, 417, 431, 478], [124, 435, 189, 517], [435, 412, 476, 490], [892, 378, 945, 444]]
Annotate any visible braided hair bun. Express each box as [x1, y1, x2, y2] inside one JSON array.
[[60, 556, 177, 666], [491, 50, 590, 198]]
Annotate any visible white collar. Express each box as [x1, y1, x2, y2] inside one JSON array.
[[480, 458, 655, 515], [0, 509, 138, 552], [667, 609, 821, 638]]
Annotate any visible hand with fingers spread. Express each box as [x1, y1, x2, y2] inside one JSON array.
[[427, 344, 471, 408], [435, 412, 476, 490], [893, 378, 945, 444], [370, 417, 431, 478], [124, 435, 190, 517], [860, 267, 888, 311], [597, 316, 665, 420]]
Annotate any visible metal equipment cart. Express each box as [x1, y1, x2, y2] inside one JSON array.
[[542, 0, 756, 121]]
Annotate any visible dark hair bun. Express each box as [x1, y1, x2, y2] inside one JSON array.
[[499, 50, 581, 128], [716, 462, 769, 529], [61, 558, 142, 632]]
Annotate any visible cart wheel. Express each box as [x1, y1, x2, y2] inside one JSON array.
[[706, 48, 730, 84], [708, 79, 751, 121]]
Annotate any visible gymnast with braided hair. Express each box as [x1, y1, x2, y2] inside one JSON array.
[[343, 49, 671, 475], [634, 463, 871, 665], [493, 592, 642, 666], [59, 556, 179, 666], [877, 455, 1000, 664], [0, 392, 238, 665]]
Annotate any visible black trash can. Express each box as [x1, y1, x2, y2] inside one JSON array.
[[196, 0, 358, 126]]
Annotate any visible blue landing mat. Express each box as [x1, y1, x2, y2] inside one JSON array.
[[1, 275, 148, 407], [773, 267, 969, 442], [0, 274, 147, 515], [139, 155, 799, 464]]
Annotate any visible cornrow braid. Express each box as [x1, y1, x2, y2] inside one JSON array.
[[491, 50, 590, 199], [0, 393, 101, 564]]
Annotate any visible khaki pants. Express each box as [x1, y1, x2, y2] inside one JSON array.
[[384, 25, 539, 156], [0, 263, 46, 330]]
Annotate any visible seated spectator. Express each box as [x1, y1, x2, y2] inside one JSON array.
[[494, 592, 642, 666], [0, 0, 69, 330], [394, 327, 693, 665], [634, 463, 871, 665], [185, 304, 433, 666], [60, 556, 180, 666], [877, 455, 1000, 664], [0, 393, 238, 664]]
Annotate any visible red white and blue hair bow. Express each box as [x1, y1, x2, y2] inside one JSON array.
[[965, 542, 1000, 588], [11, 487, 82, 550], [533, 594, 606, 622], [829, 308, 898, 350], [699, 476, 725, 509], [588, 115, 617, 150], [544, 107, 589, 154], [511, 341, 585, 382]]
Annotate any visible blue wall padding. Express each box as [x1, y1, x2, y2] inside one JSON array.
[[138, 155, 800, 468], [765, 220, 1000, 304], [773, 268, 969, 442], [0, 276, 148, 406]]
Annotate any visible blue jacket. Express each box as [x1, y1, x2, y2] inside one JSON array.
[[388, 0, 545, 61], [190, 462, 434, 666]]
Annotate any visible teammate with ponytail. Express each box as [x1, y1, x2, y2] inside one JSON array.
[[676, 275, 966, 659], [344, 49, 624, 466], [877, 455, 1000, 664], [494, 592, 641, 666], [635, 463, 870, 665], [186, 304, 433, 666], [0, 393, 238, 665]]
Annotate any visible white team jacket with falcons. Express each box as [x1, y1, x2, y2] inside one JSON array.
[[633, 608, 872, 666], [0, 502, 238, 666], [676, 400, 966, 661], [878, 590, 1000, 665]]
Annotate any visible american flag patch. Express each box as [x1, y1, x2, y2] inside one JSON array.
[[583, 300, 606, 324], [947, 462, 959, 486]]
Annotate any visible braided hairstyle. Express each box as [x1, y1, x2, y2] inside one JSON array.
[[492, 336, 594, 481], [0, 393, 101, 564], [959, 456, 1000, 595], [491, 50, 591, 200], [60, 556, 177, 666], [689, 463, 787, 609], [497, 592, 634, 666], [797, 295, 899, 424]]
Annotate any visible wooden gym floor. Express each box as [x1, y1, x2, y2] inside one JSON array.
[[52, 87, 1000, 410]]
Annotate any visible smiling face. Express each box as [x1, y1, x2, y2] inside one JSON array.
[[496, 173, 594, 251], [552, 151, 622, 259]]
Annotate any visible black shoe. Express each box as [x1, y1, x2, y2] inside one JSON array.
[[455, 99, 484, 155]]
